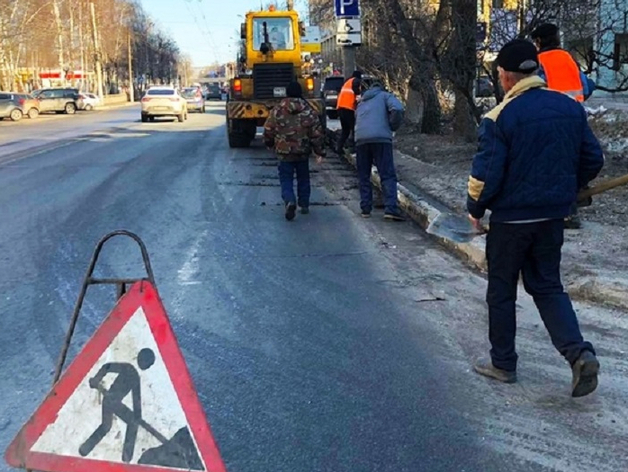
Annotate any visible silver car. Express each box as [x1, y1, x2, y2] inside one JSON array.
[[181, 87, 205, 113]]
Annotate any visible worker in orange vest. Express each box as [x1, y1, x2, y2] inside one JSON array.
[[530, 23, 595, 103], [335, 70, 362, 156], [531, 23, 596, 229]]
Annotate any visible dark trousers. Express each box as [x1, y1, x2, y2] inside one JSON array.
[[356, 143, 399, 214], [486, 219, 594, 372], [278, 160, 310, 207], [337, 108, 355, 154]]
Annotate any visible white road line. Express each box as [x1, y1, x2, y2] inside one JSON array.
[[176, 229, 208, 286]]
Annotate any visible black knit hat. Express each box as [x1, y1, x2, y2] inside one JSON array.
[[497, 39, 539, 73], [287, 81, 302, 98], [530, 23, 559, 40]]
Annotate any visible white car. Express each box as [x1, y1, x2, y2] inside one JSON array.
[[79, 93, 101, 111], [140, 87, 188, 122]]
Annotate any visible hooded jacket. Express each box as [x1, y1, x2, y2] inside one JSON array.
[[263, 98, 325, 161], [467, 76, 604, 223], [354, 86, 404, 145]]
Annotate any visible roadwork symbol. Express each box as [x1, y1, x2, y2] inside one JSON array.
[[5, 281, 226, 472]]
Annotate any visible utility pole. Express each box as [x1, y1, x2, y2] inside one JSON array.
[[341, 46, 356, 76], [127, 30, 134, 102], [90, 2, 104, 99]]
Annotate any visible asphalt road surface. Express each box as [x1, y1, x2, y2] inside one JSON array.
[[0, 103, 626, 472]]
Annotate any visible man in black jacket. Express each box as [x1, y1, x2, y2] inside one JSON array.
[[467, 40, 604, 397]]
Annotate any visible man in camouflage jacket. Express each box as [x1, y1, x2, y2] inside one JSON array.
[[263, 81, 326, 221]]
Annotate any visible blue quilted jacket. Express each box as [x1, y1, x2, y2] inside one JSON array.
[[467, 76, 604, 223]]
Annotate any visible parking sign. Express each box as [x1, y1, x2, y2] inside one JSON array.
[[335, 0, 359, 17]]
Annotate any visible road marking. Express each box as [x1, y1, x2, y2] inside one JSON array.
[[177, 229, 208, 286]]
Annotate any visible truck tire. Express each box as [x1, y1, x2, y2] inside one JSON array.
[[227, 118, 252, 148]]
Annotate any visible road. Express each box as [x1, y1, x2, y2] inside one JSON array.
[[0, 103, 626, 472]]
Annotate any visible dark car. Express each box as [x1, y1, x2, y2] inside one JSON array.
[[31, 88, 83, 114], [205, 83, 222, 101], [0, 92, 40, 121], [321, 76, 345, 119]]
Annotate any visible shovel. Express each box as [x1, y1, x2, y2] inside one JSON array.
[[427, 172, 628, 243]]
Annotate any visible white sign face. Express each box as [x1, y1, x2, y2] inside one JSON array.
[[337, 18, 361, 34], [31, 307, 206, 470], [336, 32, 362, 46]]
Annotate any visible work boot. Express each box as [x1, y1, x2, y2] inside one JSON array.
[[384, 211, 406, 222], [285, 202, 297, 221], [571, 350, 599, 398], [300, 207, 310, 215], [473, 357, 517, 384], [564, 214, 582, 229]]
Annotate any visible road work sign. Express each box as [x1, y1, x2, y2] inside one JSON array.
[[5, 281, 226, 472]]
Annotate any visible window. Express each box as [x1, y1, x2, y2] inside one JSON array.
[[0, 93, 10, 100], [613, 34, 628, 71], [252, 17, 294, 51], [492, 0, 503, 7], [147, 89, 175, 96]]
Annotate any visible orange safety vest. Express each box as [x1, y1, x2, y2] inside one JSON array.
[[336, 78, 357, 111], [538, 49, 584, 102]]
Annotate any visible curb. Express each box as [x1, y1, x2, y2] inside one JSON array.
[[339, 145, 628, 310], [342, 150, 488, 271], [97, 102, 137, 111]]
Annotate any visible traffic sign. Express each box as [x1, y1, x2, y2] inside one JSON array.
[[5, 281, 226, 472], [336, 19, 362, 46], [335, 0, 359, 17]]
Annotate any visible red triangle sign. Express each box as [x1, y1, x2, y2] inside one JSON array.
[[5, 281, 227, 472]]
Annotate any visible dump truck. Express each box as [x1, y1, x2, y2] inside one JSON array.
[[226, 4, 325, 148]]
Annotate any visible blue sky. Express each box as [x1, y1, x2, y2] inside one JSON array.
[[141, 0, 309, 67]]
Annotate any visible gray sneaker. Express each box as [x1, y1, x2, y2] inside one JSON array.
[[473, 357, 517, 383], [571, 350, 599, 397]]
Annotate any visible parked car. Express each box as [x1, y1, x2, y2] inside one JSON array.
[[0, 92, 40, 121], [205, 83, 222, 101], [140, 87, 188, 122], [181, 87, 205, 113], [79, 93, 101, 111], [32, 88, 83, 114], [321, 76, 345, 119]]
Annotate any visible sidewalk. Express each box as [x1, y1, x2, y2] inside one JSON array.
[[329, 124, 628, 310]]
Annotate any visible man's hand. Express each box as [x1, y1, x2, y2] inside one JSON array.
[[468, 215, 484, 232], [315, 154, 324, 164]]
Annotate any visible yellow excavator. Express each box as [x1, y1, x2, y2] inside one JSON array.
[[226, 3, 325, 148]]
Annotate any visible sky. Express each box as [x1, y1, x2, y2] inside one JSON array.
[[140, 0, 309, 67]]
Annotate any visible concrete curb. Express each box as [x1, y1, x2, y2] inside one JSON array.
[[343, 150, 488, 271], [340, 147, 628, 310], [96, 102, 137, 111]]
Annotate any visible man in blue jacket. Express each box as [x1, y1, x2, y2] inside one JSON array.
[[467, 40, 604, 397], [354, 81, 405, 220]]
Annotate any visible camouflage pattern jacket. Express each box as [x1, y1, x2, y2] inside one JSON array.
[[263, 98, 325, 161]]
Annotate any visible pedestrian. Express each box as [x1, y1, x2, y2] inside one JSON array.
[[531, 23, 596, 228], [335, 70, 362, 156], [354, 80, 405, 221], [263, 81, 326, 221], [467, 39, 604, 397]]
